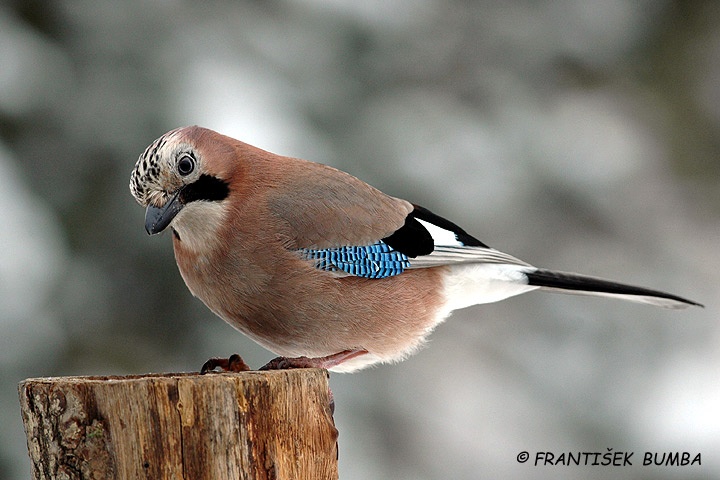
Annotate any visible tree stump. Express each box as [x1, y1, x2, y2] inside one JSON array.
[[18, 369, 338, 480]]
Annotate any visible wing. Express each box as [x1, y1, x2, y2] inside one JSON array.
[[296, 203, 526, 279], [262, 156, 523, 277]]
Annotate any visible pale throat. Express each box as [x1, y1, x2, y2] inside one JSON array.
[[170, 201, 229, 254]]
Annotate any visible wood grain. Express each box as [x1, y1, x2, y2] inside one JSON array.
[[19, 370, 338, 479]]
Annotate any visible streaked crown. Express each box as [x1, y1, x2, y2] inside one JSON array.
[[130, 128, 191, 207]]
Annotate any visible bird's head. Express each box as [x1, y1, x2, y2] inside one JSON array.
[[130, 126, 232, 238]]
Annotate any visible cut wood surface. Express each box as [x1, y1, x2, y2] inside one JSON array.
[[19, 369, 338, 480]]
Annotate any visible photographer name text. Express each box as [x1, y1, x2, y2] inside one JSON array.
[[516, 449, 701, 467]]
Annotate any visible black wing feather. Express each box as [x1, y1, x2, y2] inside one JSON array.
[[382, 205, 488, 258]]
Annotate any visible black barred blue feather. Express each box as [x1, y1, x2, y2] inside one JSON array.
[[300, 242, 411, 279]]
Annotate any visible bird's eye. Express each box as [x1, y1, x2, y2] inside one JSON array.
[[177, 154, 195, 176]]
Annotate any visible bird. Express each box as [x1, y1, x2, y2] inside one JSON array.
[[129, 126, 702, 373]]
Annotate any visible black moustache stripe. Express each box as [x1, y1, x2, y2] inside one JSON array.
[[180, 174, 230, 203]]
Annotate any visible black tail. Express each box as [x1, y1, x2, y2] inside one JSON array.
[[526, 269, 703, 309]]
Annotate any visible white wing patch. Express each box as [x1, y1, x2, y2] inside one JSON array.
[[416, 218, 463, 246]]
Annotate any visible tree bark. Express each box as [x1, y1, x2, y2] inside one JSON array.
[[18, 369, 338, 480]]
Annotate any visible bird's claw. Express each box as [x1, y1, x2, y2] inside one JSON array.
[[200, 353, 251, 374]]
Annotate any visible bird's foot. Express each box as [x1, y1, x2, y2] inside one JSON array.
[[200, 349, 368, 375], [259, 349, 369, 371], [200, 353, 251, 374]]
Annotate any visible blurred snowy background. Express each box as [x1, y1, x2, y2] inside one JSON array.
[[1, 1, 718, 478]]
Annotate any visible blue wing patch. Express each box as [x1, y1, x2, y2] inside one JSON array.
[[299, 242, 411, 279]]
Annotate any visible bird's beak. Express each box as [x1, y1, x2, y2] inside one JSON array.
[[145, 190, 184, 235]]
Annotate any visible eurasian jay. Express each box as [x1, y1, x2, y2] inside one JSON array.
[[129, 126, 701, 373]]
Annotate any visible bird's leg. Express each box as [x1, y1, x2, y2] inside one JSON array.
[[200, 353, 251, 374], [259, 349, 369, 371]]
